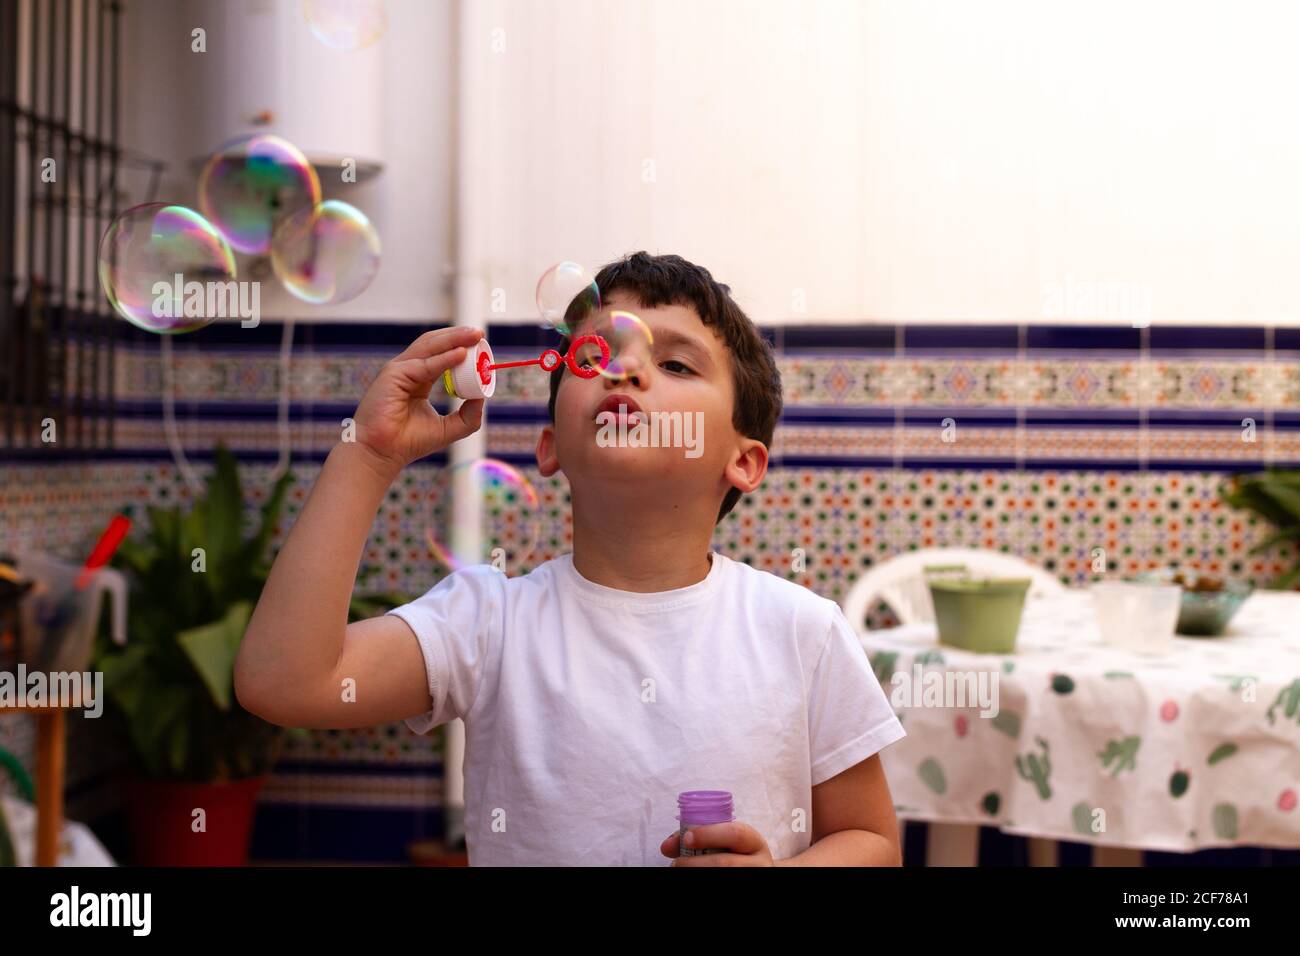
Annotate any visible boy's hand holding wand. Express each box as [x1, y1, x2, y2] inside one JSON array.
[[235, 327, 486, 730]]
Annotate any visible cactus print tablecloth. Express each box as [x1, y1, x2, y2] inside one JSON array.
[[858, 590, 1300, 852]]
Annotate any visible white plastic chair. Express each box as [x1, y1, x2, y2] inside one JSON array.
[[841, 547, 1066, 631]]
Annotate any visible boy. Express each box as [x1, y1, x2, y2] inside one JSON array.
[[235, 252, 905, 866]]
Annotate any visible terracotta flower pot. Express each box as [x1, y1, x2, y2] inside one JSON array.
[[408, 839, 469, 867], [124, 774, 268, 866]]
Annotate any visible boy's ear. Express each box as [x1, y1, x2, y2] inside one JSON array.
[[724, 437, 768, 496], [536, 423, 561, 477]]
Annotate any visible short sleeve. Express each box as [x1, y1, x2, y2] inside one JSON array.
[[386, 564, 503, 735], [807, 603, 906, 785]]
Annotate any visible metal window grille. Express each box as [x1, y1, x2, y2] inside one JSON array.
[[0, 0, 161, 454]]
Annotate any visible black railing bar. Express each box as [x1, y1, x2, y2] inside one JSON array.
[[1, 0, 18, 447], [107, 0, 120, 448], [22, 0, 43, 447], [74, 0, 90, 447]]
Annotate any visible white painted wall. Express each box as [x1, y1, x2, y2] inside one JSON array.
[[119, 0, 455, 322], [115, 0, 1300, 326]]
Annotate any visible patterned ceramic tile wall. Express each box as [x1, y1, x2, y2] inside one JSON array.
[[2, 319, 1297, 861]]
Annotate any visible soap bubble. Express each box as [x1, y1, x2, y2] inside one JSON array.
[[536, 261, 600, 335], [97, 203, 236, 334], [271, 200, 381, 305], [303, 0, 387, 52], [572, 310, 655, 382], [198, 134, 321, 255], [427, 459, 541, 575]]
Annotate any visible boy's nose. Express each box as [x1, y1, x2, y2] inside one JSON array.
[[604, 366, 647, 389]]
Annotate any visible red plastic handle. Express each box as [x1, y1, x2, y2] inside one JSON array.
[[483, 335, 611, 381]]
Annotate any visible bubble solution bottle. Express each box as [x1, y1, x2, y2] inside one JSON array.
[[676, 790, 734, 857]]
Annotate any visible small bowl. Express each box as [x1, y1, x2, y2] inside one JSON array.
[[1173, 576, 1251, 637]]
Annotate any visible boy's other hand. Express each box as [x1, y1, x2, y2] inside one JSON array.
[[352, 326, 487, 479], [660, 822, 776, 866]]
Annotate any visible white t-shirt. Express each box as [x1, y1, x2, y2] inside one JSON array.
[[388, 550, 905, 866]]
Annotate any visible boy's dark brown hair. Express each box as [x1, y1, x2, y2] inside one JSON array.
[[546, 251, 783, 523]]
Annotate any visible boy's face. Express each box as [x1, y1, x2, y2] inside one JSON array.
[[535, 291, 767, 520]]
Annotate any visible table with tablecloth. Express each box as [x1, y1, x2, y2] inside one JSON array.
[[858, 589, 1300, 860]]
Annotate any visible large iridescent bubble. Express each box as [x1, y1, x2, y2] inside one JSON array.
[[270, 200, 381, 305], [97, 203, 236, 334], [536, 261, 600, 336], [572, 310, 655, 382], [426, 459, 541, 575], [198, 134, 321, 255]]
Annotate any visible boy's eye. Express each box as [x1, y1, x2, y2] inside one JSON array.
[[661, 359, 694, 375]]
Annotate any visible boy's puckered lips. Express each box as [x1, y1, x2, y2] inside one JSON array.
[[593, 393, 646, 423]]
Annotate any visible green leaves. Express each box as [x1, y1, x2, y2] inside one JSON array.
[[0, 801, 13, 867], [177, 601, 253, 712], [245, 465, 294, 579], [94, 442, 408, 783], [94, 444, 294, 782], [1220, 470, 1300, 589]]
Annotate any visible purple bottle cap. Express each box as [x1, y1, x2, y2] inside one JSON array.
[[677, 790, 734, 826]]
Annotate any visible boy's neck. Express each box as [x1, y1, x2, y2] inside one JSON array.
[[569, 496, 715, 593]]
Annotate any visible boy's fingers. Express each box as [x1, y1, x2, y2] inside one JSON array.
[[394, 326, 483, 362], [440, 399, 485, 445], [659, 832, 681, 858], [677, 822, 758, 854], [391, 347, 466, 388]]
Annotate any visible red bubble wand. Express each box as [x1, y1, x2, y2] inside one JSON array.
[[444, 334, 611, 399], [482, 334, 609, 381]]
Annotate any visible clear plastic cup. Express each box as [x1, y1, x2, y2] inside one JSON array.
[[1091, 580, 1182, 655]]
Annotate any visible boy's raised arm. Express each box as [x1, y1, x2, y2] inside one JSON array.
[[234, 326, 486, 729]]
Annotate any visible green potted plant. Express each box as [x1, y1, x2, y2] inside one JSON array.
[[94, 444, 411, 866], [1220, 469, 1300, 590]]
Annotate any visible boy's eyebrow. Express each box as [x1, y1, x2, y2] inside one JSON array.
[[650, 327, 714, 366]]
